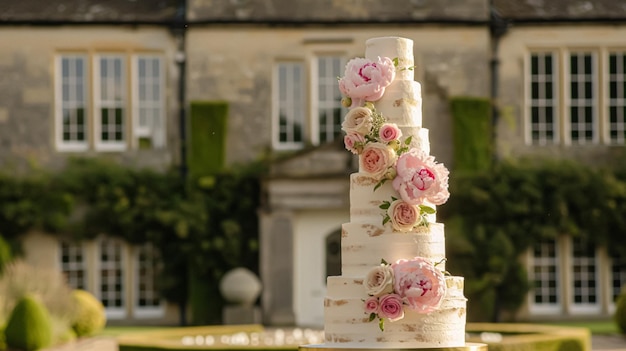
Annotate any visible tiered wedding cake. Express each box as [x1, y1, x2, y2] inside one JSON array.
[[319, 37, 473, 349]]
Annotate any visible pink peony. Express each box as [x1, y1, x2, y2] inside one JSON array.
[[364, 296, 380, 314], [392, 148, 450, 206], [341, 106, 374, 135], [344, 132, 366, 154], [391, 257, 446, 313], [360, 142, 397, 180], [387, 199, 420, 232], [378, 294, 405, 321], [379, 123, 402, 143], [339, 57, 396, 107]]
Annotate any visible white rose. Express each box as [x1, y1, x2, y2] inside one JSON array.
[[363, 264, 394, 297], [342, 107, 373, 135]]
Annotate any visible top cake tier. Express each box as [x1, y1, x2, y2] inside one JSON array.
[[366, 36, 414, 81]]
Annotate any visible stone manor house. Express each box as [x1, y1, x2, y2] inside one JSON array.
[[1, 0, 625, 326]]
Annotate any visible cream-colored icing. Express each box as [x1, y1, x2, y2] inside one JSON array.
[[341, 222, 446, 276]]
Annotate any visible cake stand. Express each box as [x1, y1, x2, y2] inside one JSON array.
[[300, 344, 487, 351]]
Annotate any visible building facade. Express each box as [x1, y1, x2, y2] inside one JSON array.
[[0, 0, 624, 326]]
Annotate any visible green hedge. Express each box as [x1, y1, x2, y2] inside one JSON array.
[[441, 158, 626, 320]]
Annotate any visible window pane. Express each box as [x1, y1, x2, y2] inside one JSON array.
[[59, 56, 88, 144], [569, 52, 596, 144], [608, 52, 626, 144], [276, 62, 305, 147], [572, 237, 598, 307], [316, 56, 346, 144], [136, 243, 162, 309], [529, 52, 557, 145], [98, 56, 126, 145], [60, 241, 87, 290], [100, 238, 125, 309], [531, 238, 559, 307]]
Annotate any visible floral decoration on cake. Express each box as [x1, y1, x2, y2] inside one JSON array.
[[379, 197, 435, 232], [363, 257, 446, 331], [338, 56, 450, 231]]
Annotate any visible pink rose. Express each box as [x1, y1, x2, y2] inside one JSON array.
[[391, 257, 446, 313], [392, 148, 450, 206], [387, 199, 420, 232], [339, 57, 396, 107], [341, 107, 373, 135], [379, 123, 402, 143], [364, 296, 380, 314], [363, 264, 394, 297], [378, 294, 404, 322], [344, 132, 366, 154], [360, 143, 397, 180]]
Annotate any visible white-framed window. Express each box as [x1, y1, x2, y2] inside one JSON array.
[[98, 238, 126, 319], [608, 51, 626, 144], [526, 48, 626, 146], [132, 55, 165, 149], [528, 52, 558, 145], [313, 56, 346, 145], [567, 51, 598, 144], [56, 55, 89, 151], [570, 236, 600, 314], [133, 243, 164, 318], [55, 52, 165, 152], [529, 238, 561, 314], [274, 62, 306, 150], [60, 240, 87, 290]]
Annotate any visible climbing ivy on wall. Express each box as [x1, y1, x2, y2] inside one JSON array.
[[188, 101, 229, 178], [0, 157, 264, 325], [449, 96, 492, 172], [440, 158, 626, 321]]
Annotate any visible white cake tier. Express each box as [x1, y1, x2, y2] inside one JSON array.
[[366, 36, 415, 81], [341, 222, 446, 277], [349, 172, 436, 224], [373, 80, 423, 128], [324, 276, 467, 348]]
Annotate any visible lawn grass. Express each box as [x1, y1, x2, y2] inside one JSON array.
[[100, 326, 174, 337], [542, 320, 619, 335]]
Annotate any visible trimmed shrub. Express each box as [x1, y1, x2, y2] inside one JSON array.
[[4, 294, 52, 351], [71, 290, 106, 337], [615, 285, 626, 334]]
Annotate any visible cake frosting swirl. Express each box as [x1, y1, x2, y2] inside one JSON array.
[[324, 36, 467, 349]]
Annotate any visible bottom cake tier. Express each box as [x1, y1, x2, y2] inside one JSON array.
[[324, 276, 467, 349]]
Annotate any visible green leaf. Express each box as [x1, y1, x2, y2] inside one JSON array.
[[379, 318, 385, 331], [419, 205, 436, 214], [379, 201, 390, 210], [392, 57, 399, 67], [381, 258, 388, 265], [369, 313, 376, 322], [382, 216, 390, 225], [405, 136, 413, 145]]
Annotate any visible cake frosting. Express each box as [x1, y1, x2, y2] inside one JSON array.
[[323, 37, 467, 349]]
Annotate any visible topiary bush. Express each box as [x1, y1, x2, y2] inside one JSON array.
[[4, 294, 52, 351], [71, 289, 106, 337], [615, 285, 626, 334]]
